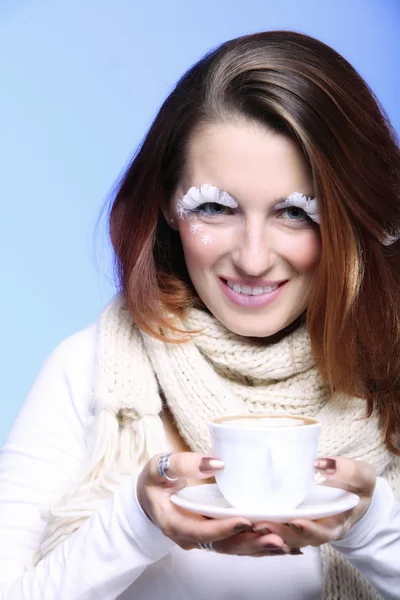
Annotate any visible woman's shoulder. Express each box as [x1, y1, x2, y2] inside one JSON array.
[[39, 324, 98, 388], [20, 324, 99, 432], [52, 323, 97, 363], [2, 324, 100, 471]]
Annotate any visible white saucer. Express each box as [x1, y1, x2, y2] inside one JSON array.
[[171, 483, 359, 522]]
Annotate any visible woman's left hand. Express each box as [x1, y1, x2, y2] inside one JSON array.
[[253, 456, 377, 548]]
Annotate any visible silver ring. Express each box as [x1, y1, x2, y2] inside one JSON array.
[[198, 541, 214, 551], [157, 453, 178, 482]]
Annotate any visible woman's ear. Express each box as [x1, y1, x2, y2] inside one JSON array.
[[169, 215, 179, 231], [161, 188, 182, 231], [160, 205, 179, 231]]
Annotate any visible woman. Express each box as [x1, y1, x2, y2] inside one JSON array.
[[0, 30, 399, 600]]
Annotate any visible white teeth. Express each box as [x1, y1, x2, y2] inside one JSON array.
[[252, 287, 263, 295], [226, 281, 279, 295]]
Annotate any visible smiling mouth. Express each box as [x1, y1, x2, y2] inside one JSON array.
[[220, 278, 286, 297]]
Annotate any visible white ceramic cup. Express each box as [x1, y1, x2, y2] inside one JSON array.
[[208, 414, 322, 512]]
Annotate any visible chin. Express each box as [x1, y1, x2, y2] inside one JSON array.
[[217, 316, 286, 339]]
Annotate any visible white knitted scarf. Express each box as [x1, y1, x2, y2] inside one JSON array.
[[35, 297, 400, 599]]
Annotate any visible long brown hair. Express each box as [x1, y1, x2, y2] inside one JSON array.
[[109, 31, 400, 453]]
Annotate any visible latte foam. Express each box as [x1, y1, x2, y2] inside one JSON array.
[[221, 417, 304, 427]]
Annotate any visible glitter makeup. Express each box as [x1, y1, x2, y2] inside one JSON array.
[[201, 234, 212, 245], [189, 222, 203, 234]]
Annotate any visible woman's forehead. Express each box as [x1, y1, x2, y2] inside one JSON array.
[[181, 121, 313, 202]]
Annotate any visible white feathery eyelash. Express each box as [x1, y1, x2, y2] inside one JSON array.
[[177, 183, 239, 216], [275, 192, 320, 224], [177, 186, 320, 226], [278, 194, 400, 245]]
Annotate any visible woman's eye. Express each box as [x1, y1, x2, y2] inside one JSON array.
[[195, 202, 230, 216], [280, 206, 309, 221]]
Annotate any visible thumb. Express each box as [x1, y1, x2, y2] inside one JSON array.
[[315, 456, 376, 497]]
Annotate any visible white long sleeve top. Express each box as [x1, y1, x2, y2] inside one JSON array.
[[0, 325, 399, 600]]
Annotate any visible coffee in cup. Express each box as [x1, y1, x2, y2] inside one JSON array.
[[208, 414, 321, 512]]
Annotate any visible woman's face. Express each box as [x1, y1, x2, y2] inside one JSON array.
[[171, 120, 321, 337]]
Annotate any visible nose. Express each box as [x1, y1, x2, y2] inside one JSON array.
[[231, 218, 276, 277]]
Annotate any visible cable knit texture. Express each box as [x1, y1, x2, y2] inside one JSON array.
[[34, 297, 400, 600]]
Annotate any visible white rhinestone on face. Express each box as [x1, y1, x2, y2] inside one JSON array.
[[201, 234, 212, 245]]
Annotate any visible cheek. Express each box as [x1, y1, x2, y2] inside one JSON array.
[[286, 232, 321, 273], [179, 222, 221, 267]]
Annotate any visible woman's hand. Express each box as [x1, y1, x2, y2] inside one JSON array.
[[137, 452, 301, 556], [252, 456, 377, 548]]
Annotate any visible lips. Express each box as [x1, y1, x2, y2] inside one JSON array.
[[219, 278, 286, 308]]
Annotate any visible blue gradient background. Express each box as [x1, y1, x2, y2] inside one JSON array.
[[1, 0, 399, 443]]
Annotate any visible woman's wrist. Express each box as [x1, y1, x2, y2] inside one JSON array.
[[331, 477, 388, 549]]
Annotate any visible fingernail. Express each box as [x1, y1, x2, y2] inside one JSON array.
[[288, 523, 304, 534], [313, 458, 336, 474], [199, 457, 224, 473], [266, 548, 286, 555], [253, 525, 272, 535], [234, 524, 253, 533], [290, 548, 304, 555], [264, 543, 289, 554]]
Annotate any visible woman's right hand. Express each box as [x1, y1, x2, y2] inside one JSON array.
[[136, 452, 297, 556]]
